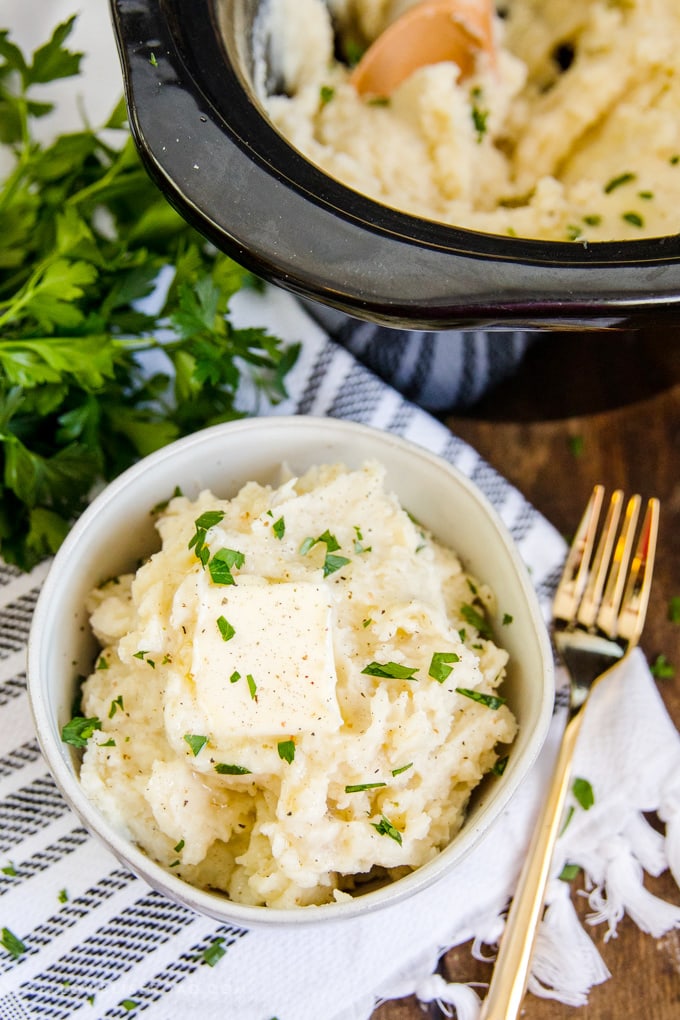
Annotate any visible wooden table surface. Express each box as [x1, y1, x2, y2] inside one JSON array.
[[373, 329, 680, 1020]]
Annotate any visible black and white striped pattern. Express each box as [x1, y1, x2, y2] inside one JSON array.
[[0, 289, 566, 1019], [303, 301, 536, 413]]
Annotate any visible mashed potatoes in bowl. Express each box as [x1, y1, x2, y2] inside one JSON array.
[[28, 418, 553, 924], [259, 0, 680, 241]]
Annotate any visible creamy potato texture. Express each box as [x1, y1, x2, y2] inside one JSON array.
[[79, 462, 516, 908], [258, 0, 680, 241]]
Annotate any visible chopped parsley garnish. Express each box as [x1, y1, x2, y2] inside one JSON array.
[[428, 651, 460, 683], [638, 190, 654, 200], [559, 863, 581, 882], [208, 547, 245, 586], [98, 738, 116, 747], [216, 615, 235, 641], [214, 763, 252, 775], [108, 694, 124, 719], [120, 1000, 139, 1012], [277, 740, 295, 764], [367, 95, 390, 106], [460, 602, 492, 639], [96, 656, 108, 670], [1, 926, 27, 959], [300, 530, 350, 575], [173, 839, 185, 853], [320, 84, 335, 107], [272, 516, 285, 540], [189, 511, 225, 566], [58, 888, 68, 903], [353, 525, 371, 553], [391, 762, 413, 777], [604, 171, 636, 193], [246, 673, 257, 699], [194, 510, 226, 530], [470, 86, 489, 141], [316, 529, 339, 551], [572, 776, 594, 811], [502, 613, 514, 626], [362, 661, 419, 680], [230, 670, 241, 684], [183, 733, 208, 757], [362, 618, 372, 628], [651, 653, 675, 679], [1, 862, 17, 876], [456, 688, 506, 710], [323, 553, 350, 577], [492, 755, 509, 776], [345, 782, 387, 793], [371, 814, 402, 845], [149, 51, 158, 67], [622, 211, 643, 227], [201, 937, 226, 967], [668, 596, 680, 624], [583, 214, 602, 226], [61, 715, 101, 747]]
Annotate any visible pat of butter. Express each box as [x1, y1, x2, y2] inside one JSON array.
[[191, 581, 342, 737]]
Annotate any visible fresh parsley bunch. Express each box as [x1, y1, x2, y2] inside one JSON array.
[[0, 17, 298, 570]]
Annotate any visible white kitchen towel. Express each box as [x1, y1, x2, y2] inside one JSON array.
[[0, 284, 679, 1020]]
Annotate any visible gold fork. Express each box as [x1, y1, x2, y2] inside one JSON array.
[[479, 485, 660, 1020]]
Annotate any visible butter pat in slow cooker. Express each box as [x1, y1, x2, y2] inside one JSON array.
[[191, 578, 342, 737]]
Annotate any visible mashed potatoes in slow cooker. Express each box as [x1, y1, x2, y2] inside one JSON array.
[[77, 461, 516, 908], [258, 0, 680, 241]]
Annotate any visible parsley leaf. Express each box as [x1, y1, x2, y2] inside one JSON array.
[[201, 937, 226, 967], [184, 733, 208, 756], [428, 651, 460, 683], [460, 603, 493, 639], [361, 661, 419, 680], [277, 739, 295, 764], [371, 814, 402, 845], [572, 776, 595, 811], [456, 687, 506, 710], [61, 715, 101, 747], [0, 926, 27, 959], [216, 615, 235, 641]]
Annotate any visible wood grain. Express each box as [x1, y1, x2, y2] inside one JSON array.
[[372, 332, 680, 1019]]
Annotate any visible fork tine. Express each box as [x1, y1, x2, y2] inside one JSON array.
[[552, 484, 604, 624], [596, 494, 641, 637], [616, 497, 660, 644], [576, 489, 624, 629]]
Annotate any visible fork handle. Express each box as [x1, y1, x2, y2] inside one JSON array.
[[479, 712, 584, 1020]]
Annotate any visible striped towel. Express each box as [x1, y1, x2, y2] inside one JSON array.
[[1, 287, 679, 1020]]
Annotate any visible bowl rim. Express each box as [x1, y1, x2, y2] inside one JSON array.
[[28, 415, 554, 926], [108, 0, 680, 329]]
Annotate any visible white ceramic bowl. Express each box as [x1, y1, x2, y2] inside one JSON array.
[[28, 416, 553, 927]]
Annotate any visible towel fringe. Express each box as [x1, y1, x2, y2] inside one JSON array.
[[526, 880, 610, 1006], [658, 768, 680, 889], [414, 974, 482, 1020], [587, 837, 680, 940]]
